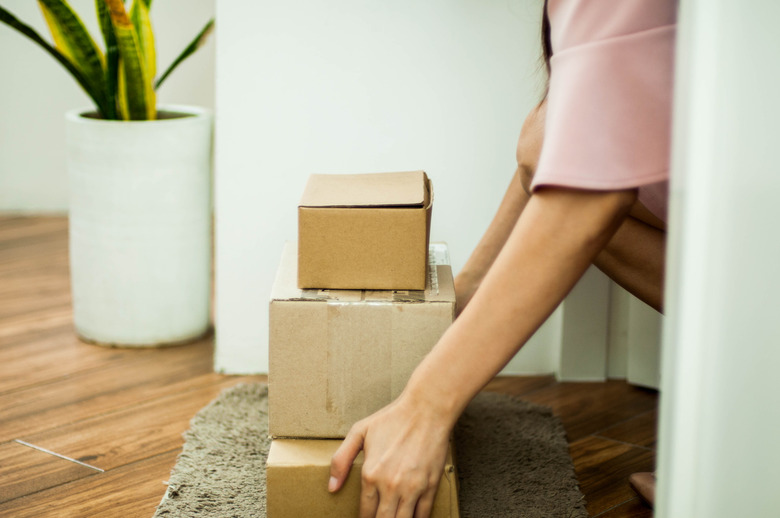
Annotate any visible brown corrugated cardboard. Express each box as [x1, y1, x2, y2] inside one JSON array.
[[266, 439, 460, 518], [269, 242, 455, 439], [298, 170, 432, 290]]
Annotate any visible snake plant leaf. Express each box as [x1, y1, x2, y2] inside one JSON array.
[[117, 57, 130, 119], [104, 0, 155, 120], [155, 18, 213, 90], [96, 0, 118, 119], [0, 5, 109, 116], [37, 0, 107, 106], [129, 0, 155, 80]]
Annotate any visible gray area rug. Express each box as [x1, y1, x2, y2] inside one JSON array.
[[153, 383, 587, 518]]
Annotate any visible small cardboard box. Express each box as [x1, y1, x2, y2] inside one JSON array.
[[298, 170, 432, 290], [266, 439, 460, 518], [269, 242, 455, 438]]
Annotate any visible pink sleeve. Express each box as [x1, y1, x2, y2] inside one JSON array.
[[531, 0, 677, 221]]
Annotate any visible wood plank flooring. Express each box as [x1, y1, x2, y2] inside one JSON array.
[[0, 216, 657, 517]]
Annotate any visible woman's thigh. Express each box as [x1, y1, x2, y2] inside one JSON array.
[[595, 201, 666, 312], [627, 199, 666, 233]]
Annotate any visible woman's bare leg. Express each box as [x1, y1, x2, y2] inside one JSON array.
[[457, 168, 666, 315], [594, 205, 666, 313]]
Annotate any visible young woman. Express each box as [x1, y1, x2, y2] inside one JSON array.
[[329, 1, 676, 516]]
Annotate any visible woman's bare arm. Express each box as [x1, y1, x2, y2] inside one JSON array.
[[455, 170, 530, 313], [330, 186, 637, 518], [456, 101, 546, 314]]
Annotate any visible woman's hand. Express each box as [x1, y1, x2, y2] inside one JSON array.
[[329, 393, 453, 518]]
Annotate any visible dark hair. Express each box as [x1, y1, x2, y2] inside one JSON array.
[[541, 0, 552, 75]]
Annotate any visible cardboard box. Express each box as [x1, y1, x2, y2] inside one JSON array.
[[266, 439, 460, 518], [269, 242, 455, 438], [298, 170, 432, 290]]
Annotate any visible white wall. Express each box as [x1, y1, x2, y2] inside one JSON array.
[[657, 1, 780, 516], [0, 0, 216, 212], [215, 0, 549, 373]]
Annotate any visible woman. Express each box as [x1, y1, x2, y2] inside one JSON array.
[[329, 1, 676, 516]]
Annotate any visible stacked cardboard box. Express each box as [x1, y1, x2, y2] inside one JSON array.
[[266, 172, 460, 517], [266, 440, 459, 518], [298, 170, 432, 290]]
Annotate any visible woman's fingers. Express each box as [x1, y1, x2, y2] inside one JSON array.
[[370, 489, 400, 518], [398, 488, 428, 518], [413, 485, 438, 518], [331, 397, 451, 518], [359, 480, 381, 518], [362, 466, 424, 518], [329, 422, 367, 493]]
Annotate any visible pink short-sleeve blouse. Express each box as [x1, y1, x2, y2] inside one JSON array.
[[530, 0, 677, 222]]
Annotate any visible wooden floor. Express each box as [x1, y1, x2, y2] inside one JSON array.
[[0, 216, 656, 517]]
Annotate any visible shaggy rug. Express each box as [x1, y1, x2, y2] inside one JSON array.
[[153, 383, 587, 518]]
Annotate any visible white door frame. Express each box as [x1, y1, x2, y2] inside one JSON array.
[[656, 1, 780, 516]]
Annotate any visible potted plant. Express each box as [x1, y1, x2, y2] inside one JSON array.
[[1, 0, 215, 346]]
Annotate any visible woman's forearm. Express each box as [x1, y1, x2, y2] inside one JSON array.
[[455, 170, 530, 311], [405, 187, 638, 423]]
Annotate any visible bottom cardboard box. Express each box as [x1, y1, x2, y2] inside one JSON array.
[[266, 439, 460, 518]]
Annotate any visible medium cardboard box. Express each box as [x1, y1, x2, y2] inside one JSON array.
[[298, 170, 432, 290], [266, 439, 460, 518], [269, 242, 455, 438]]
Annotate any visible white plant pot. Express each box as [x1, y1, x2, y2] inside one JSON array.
[[65, 105, 213, 346]]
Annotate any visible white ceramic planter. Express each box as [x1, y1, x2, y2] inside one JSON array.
[[65, 105, 213, 346]]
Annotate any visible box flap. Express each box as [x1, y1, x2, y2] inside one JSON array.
[[272, 242, 454, 303], [268, 439, 453, 470], [267, 439, 365, 467], [300, 171, 429, 208]]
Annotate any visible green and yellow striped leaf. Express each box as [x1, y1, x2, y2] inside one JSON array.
[[129, 0, 155, 80], [104, 0, 155, 120], [117, 57, 129, 119], [95, 0, 118, 119], [0, 5, 109, 116], [37, 0, 107, 106], [155, 18, 213, 90]]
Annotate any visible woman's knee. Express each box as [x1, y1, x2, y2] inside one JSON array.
[[518, 165, 535, 196], [515, 101, 546, 196]]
